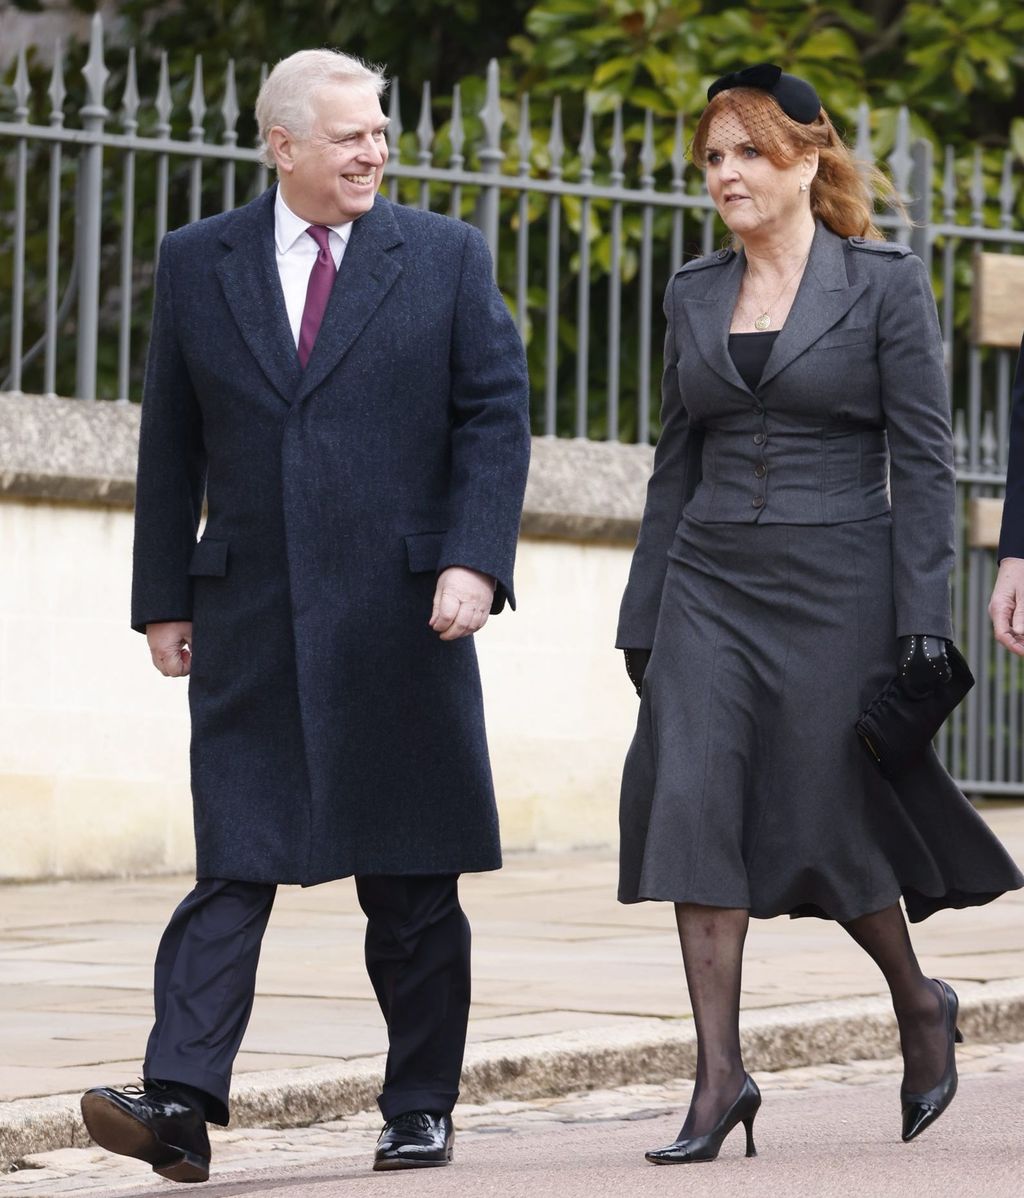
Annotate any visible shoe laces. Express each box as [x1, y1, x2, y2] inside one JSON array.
[[388, 1111, 436, 1131]]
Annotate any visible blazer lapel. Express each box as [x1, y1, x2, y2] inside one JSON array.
[[759, 223, 868, 390], [296, 196, 405, 402], [215, 186, 302, 405], [677, 251, 752, 394]]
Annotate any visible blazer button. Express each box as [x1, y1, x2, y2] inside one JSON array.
[[754, 463, 767, 479], [752, 495, 765, 509], [753, 403, 764, 414], [753, 432, 766, 445]]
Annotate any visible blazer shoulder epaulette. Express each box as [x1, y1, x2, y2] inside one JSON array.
[[675, 247, 736, 278], [846, 235, 912, 257]]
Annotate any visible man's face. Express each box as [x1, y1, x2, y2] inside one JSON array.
[[276, 81, 389, 225]]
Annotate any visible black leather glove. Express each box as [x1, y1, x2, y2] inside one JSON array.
[[898, 634, 953, 697], [623, 648, 651, 697]]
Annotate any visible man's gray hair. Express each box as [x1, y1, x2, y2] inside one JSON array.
[[255, 49, 388, 168]]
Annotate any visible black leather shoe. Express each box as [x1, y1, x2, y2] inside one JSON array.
[[80, 1082, 211, 1183], [645, 1074, 761, 1164], [373, 1111, 454, 1171], [901, 979, 964, 1142]]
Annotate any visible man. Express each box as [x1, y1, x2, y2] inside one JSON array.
[[989, 335, 1024, 655], [80, 49, 530, 1181]]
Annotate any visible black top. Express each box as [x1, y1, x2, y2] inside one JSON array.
[[728, 330, 779, 392]]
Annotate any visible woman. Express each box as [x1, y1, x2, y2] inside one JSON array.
[[616, 64, 1023, 1164]]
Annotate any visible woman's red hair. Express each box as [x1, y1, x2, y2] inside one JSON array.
[[692, 88, 904, 240]]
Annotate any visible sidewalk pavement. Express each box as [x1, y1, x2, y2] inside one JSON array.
[[2, 803, 1023, 1167]]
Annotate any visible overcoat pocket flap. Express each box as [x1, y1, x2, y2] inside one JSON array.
[[404, 531, 447, 574], [188, 538, 229, 577]]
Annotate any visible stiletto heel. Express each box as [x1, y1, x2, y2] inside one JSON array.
[[900, 978, 961, 1142], [645, 1074, 761, 1164], [743, 1114, 757, 1158]]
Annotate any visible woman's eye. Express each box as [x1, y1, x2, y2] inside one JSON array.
[[707, 152, 722, 165], [743, 146, 759, 157]]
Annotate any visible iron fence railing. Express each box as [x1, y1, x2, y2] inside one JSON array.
[[2, 14, 1024, 795]]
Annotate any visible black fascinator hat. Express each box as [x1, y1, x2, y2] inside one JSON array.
[[707, 63, 821, 124]]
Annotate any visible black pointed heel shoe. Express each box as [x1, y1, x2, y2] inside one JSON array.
[[645, 1073, 761, 1164], [900, 978, 963, 1143]]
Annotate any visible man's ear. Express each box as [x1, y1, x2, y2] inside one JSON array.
[[267, 126, 297, 175]]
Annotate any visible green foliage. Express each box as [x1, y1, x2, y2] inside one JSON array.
[[501, 0, 1024, 437], [511, 0, 1024, 141], [3, 0, 1024, 432]]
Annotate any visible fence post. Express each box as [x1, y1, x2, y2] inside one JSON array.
[[888, 106, 913, 248], [76, 13, 109, 400], [476, 59, 504, 275], [909, 137, 932, 269], [9, 48, 30, 395]]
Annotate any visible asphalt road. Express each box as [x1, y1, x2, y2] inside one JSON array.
[[6, 1045, 1023, 1198]]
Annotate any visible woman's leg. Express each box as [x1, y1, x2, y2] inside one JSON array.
[[674, 903, 750, 1136], [841, 903, 948, 1092]]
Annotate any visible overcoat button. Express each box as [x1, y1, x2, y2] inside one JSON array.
[[753, 403, 764, 414], [754, 463, 767, 479], [753, 432, 766, 445], [752, 496, 765, 508]]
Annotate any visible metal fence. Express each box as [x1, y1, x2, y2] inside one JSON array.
[[2, 15, 1023, 795]]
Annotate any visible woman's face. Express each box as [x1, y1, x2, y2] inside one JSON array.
[[703, 110, 815, 241]]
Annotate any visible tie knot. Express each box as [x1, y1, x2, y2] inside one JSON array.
[[306, 224, 333, 257]]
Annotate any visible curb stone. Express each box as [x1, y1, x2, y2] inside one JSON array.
[[3, 978, 1023, 1168]]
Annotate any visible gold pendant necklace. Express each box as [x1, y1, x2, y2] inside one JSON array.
[[746, 252, 809, 332]]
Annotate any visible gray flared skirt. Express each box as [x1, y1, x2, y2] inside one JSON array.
[[619, 512, 1024, 922]]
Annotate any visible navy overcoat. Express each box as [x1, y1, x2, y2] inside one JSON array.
[[131, 187, 531, 885]]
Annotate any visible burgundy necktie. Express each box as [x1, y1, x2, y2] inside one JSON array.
[[297, 225, 337, 368]]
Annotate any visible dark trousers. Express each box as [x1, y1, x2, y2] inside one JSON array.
[[143, 874, 471, 1125]]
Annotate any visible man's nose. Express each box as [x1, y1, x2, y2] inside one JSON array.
[[360, 137, 386, 165]]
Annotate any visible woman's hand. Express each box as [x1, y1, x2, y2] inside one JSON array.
[[898, 634, 952, 697], [623, 648, 651, 697]]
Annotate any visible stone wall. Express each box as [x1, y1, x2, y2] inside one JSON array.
[[0, 393, 653, 879]]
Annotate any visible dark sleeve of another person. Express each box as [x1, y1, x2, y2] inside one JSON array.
[[997, 334, 1024, 562]]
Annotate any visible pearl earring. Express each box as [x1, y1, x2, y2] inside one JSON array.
[[799, 181, 809, 192]]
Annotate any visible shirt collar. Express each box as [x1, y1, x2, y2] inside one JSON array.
[[274, 187, 353, 255]]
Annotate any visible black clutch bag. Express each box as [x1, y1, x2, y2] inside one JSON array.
[[855, 644, 974, 780]]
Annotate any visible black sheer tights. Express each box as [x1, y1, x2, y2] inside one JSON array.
[[673, 903, 750, 1138], [672, 900, 947, 1136], [841, 903, 948, 1093]]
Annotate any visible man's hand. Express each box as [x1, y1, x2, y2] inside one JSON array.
[[429, 567, 495, 641], [989, 557, 1024, 657], [146, 621, 194, 676]]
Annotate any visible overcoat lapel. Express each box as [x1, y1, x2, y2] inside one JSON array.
[[758, 223, 867, 389], [296, 197, 405, 402], [215, 187, 302, 405]]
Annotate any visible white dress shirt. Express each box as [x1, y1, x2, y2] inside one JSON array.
[[274, 189, 352, 348]]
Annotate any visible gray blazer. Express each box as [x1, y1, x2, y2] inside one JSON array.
[[617, 222, 955, 649]]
